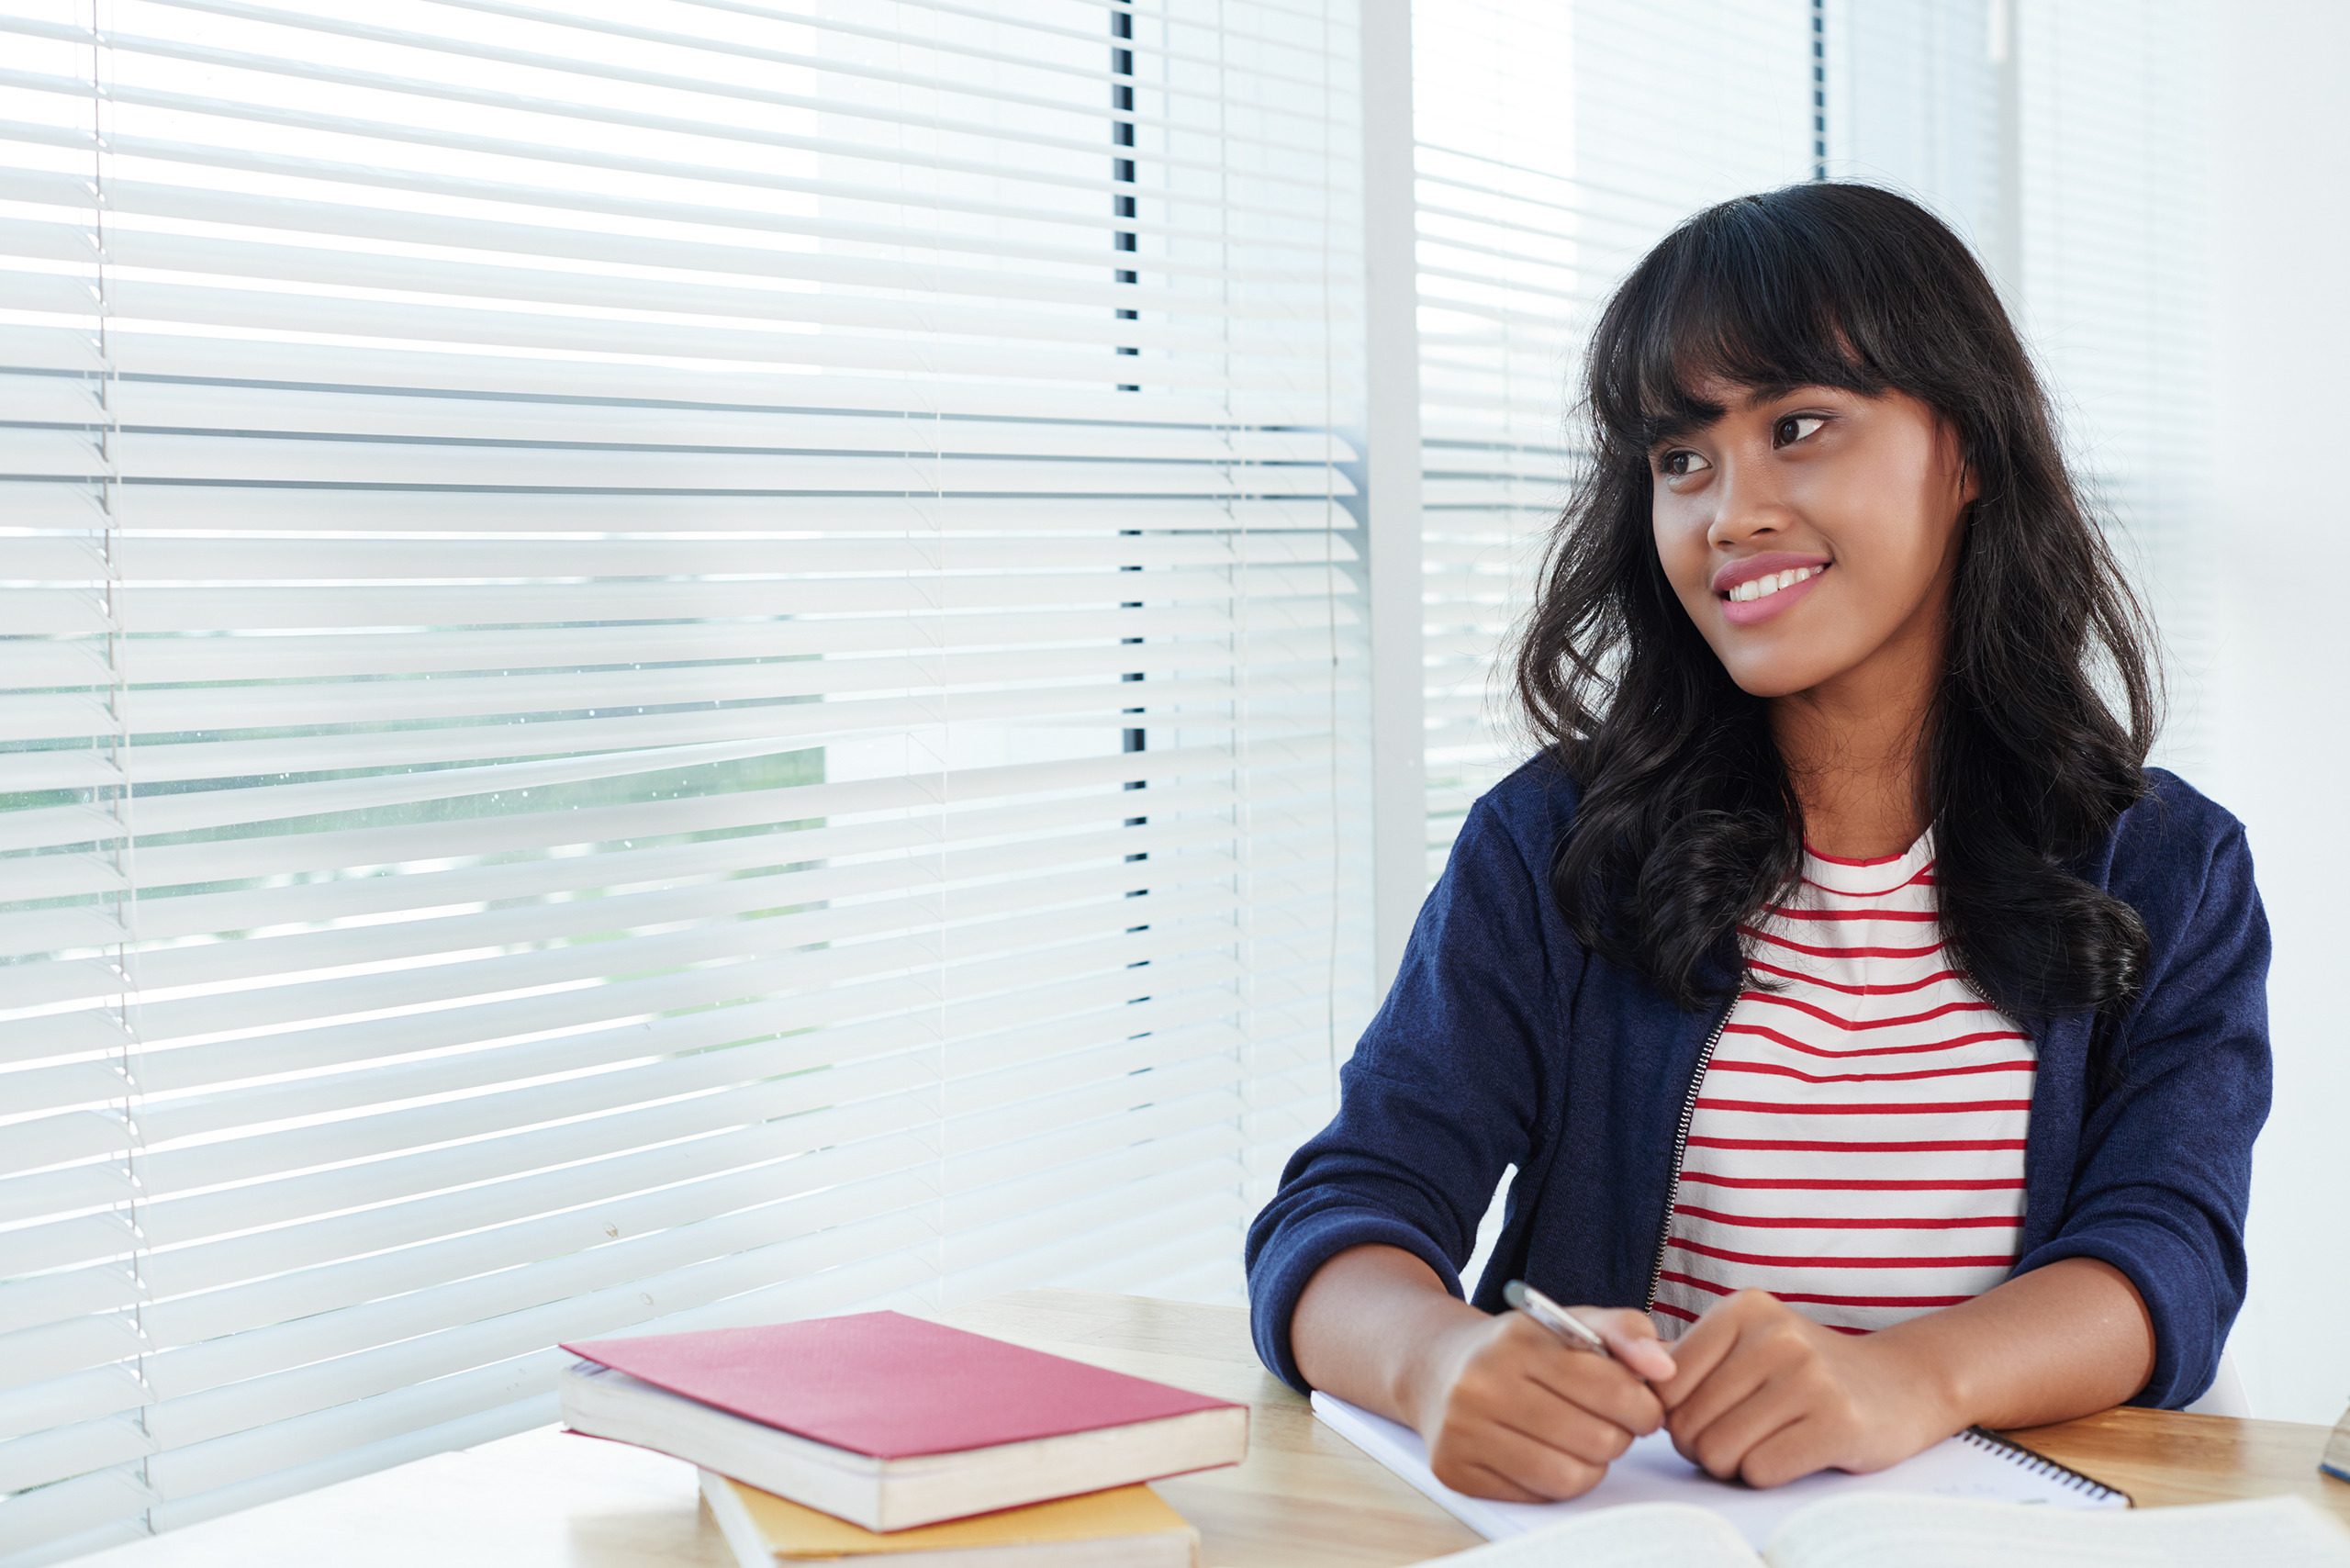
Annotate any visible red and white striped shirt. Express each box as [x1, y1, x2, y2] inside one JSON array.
[[1651, 833, 2033, 1339]]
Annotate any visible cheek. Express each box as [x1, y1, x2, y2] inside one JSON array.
[[1814, 497, 1958, 619], [1651, 503, 1710, 599]]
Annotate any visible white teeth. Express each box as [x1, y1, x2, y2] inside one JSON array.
[[1728, 566, 1819, 604]]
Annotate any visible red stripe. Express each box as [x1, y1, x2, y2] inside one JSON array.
[[1740, 992, 1999, 1032], [1695, 1096, 2034, 1116], [1680, 1171, 2026, 1192], [1657, 1271, 1976, 1310], [1689, 1135, 2028, 1153], [1802, 844, 1914, 868], [1654, 1279, 1983, 1316], [1745, 959, 1969, 996], [1668, 1237, 2019, 1270], [1763, 906, 1941, 924], [1653, 1301, 1700, 1324], [1741, 926, 1943, 959], [1673, 1204, 2020, 1231], [1707, 1058, 2035, 1086], [1799, 868, 1937, 900], [1725, 1023, 2031, 1059]]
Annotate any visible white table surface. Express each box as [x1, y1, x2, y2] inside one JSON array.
[[77, 1427, 733, 1568]]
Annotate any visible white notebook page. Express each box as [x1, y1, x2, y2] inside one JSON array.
[[1312, 1392, 2124, 1549]]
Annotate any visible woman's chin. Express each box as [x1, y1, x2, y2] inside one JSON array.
[[1718, 654, 1845, 701]]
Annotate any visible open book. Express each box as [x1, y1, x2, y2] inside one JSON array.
[[1427, 1494, 2350, 1568]]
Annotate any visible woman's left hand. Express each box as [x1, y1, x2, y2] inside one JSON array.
[[1651, 1289, 1958, 1487]]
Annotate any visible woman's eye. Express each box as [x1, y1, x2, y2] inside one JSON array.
[[1659, 449, 1711, 478], [1774, 414, 1827, 446]]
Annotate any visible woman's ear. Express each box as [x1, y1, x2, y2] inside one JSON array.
[[1942, 422, 1981, 508]]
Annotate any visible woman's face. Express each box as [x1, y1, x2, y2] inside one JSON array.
[[1649, 380, 1976, 701]]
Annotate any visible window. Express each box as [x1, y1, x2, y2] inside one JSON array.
[[0, 2, 1368, 1557]]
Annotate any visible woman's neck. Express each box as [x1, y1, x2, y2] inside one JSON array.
[[1770, 656, 1938, 862]]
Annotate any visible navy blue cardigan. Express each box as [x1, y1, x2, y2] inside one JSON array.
[[1246, 757, 2271, 1409]]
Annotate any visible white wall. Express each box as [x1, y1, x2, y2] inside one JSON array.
[[2207, 0, 2350, 1426]]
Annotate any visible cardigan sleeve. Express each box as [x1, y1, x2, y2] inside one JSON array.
[[2011, 819, 2272, 1408], [1243, 798, 1562, 1393]]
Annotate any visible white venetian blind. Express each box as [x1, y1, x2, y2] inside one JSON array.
[[1412, 0, 1812, 874], [2007, 0, 2210, 777], [1829, 0, 2212, 772], [0, 0, 1371, 1560]]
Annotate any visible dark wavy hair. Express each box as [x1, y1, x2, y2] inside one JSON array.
[[1515, 183, 2156, 1021]]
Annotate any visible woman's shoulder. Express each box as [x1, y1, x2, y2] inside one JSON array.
[[2115, 767, 2247, 849], [2099, 767, 2255, 913], [1462, 750, 1584, 857]]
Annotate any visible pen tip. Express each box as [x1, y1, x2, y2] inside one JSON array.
[[1502, 1280, 1527, 1308]]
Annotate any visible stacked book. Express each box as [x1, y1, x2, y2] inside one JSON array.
[[558, 1312, 1248, 1566]]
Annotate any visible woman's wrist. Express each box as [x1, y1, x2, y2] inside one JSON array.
[[1863, 1316, 1975, 1442], [1859, 1259, 2156, 1436], [1386, 1288, 1492, 1431], [1292, 1244, 1486, 1428]]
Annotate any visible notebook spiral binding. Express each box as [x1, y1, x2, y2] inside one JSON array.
[[1957, 1427, 2133, 1505]]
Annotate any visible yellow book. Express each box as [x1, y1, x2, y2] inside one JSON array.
[[699, 1472, 1199, 1568]]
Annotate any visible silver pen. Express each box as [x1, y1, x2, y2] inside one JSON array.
[[1504, 1278, 1614, 1358]]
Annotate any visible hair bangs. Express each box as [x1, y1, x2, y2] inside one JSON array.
[[1592, 196, 1898, 452]]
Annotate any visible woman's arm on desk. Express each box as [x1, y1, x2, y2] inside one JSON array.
[[1655, 1255, 2156, 1488], [1292, 1242, 1678, 1502], [1292, 1246, 2154, 1499]]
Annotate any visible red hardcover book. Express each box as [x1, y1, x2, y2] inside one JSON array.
[[557, 1311, 1248, 1530]]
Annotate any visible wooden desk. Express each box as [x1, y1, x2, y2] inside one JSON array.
[[83, 1289, 2350, 1567]]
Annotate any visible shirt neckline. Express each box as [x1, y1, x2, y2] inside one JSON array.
[[1798, 829, 1935, 897]]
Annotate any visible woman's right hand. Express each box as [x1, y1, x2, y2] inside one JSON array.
[[1406, 1305, 1676, 1501]]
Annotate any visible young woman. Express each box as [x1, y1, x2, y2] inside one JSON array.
[[1244, 184, 2269, 1501]]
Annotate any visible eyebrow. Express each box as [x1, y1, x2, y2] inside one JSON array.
[[1643, 381, 1810, 448]]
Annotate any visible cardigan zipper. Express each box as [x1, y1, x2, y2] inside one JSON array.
[[1642, 1005, 1732, 1314]]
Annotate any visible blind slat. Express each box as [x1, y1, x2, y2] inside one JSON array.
[[0, 738, 1335, 907]]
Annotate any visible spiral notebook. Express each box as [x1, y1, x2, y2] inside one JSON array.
[[1311, 1392, 2126, 1550]]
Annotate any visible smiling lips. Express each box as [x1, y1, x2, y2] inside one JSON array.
[[1712, 555, 1830, 627], [1725, 565, 1822, 602]]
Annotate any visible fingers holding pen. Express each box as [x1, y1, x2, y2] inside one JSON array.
[[1505, 1313, 1665, 1441], [1577, 1305, 1679, 1383], [1415, 1309, 1665, 1499], [1501, 1282, 1677, 1394]]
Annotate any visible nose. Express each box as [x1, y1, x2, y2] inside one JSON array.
[[1706, 455, 1796, 553]]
